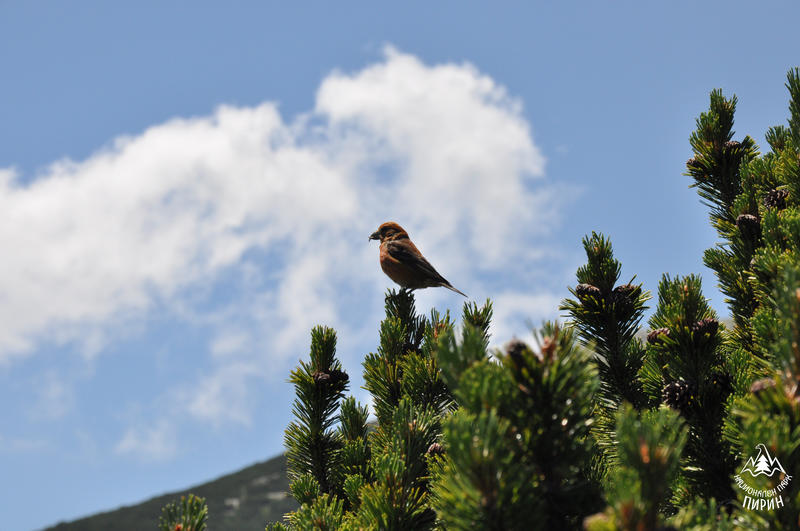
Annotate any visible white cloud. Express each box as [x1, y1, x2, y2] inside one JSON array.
[[317, 47, 547, 266], [28, 370, 76, 420], [488, 291, 564, 352], [3, 47, 568, 427], [180, 362, 262, 427], [114, 420, 176, 461], [209, 328, 251, 359]]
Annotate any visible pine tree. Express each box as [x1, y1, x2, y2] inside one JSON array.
[[284, 326, 350, 501], [273, 289, 609, 530], [688, 68, 800, 528], [584, 404, 690, 531], [261, 68, 800, 530], [158, 494, 208, 531], [561, 233, 649, 471], [562, 232, 649, 411], [685, 88, 759, 359], [728, 266, 800, 529], [430, 322, 603, 529], [637, 273, 739, 504], [273, 289, 490, 529]]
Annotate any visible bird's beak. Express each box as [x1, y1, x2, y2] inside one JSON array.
[[369, 231, 380, 241]]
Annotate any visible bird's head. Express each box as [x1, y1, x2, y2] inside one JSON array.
[[369, 221, 409, 242]]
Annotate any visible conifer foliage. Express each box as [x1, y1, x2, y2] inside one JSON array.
[[274, 289, 607, 529], [158, 494, 208, 531], [639, 274, 738, 503], [155, 68, 800, 529], [561, 232, 649, 412], [721, 68, 800, 529], [265, 69, 800, 529], [561, 233, 649, 469], [270, 289, 466, 529], [431, 322, 602, 529], [584, 405, 688, 531], [285, 326, 350, 501]]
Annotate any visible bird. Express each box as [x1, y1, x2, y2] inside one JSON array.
[[369, 221, 467, 297]]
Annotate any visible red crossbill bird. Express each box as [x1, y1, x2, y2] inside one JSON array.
[[369, 222, 467, 297]]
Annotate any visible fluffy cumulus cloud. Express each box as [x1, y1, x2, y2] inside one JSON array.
[[489, 291, 565, 351], [114, 420, 177, 461], [2, 48, 568, 448]]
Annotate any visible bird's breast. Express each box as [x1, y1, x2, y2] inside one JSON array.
[[379, 243, 415, 287]]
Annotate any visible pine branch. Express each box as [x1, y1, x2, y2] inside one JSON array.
[[158, 494, 208, 531], [284, 326, 349, 497], [641, 274, 736, 503], [561, 232, 649, 410], [432, 322, 602, 529]]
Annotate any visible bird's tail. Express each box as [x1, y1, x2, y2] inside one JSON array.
[[442, 283, 468, 298]]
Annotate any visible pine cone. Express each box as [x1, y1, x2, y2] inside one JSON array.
[[662, 380, 692, 410], [612, 284, 638, 312], [750, 377, 776, 394], [576, 283, 602, 301], [764, 188, 789, 210], [647, 327, 670, 345], [686, 157, 702, 170], [328, 369, 349, 385], [426, 442, 445, 456], [505, 339, 530, 368], [710, 370, 733, 397], [313, 369, 348, 385], [692, 317, 719, 337], [724, 140, 741, 150], [735, 214, 760, 240]]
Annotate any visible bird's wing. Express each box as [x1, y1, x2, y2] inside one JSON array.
[[385, 240, 446, 282]]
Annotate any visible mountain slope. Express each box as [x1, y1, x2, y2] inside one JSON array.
[[43, 454, 297, 531]]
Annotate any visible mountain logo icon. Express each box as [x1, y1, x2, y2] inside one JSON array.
[[740, 444, 786, 478]]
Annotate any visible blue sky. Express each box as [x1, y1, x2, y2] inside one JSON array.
[[1, 2, 799, 530]]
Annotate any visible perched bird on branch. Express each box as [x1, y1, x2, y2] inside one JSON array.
[[369, 221, 467, 297]]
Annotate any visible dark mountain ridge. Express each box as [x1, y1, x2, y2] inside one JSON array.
[[43, 454, 296, 531]]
